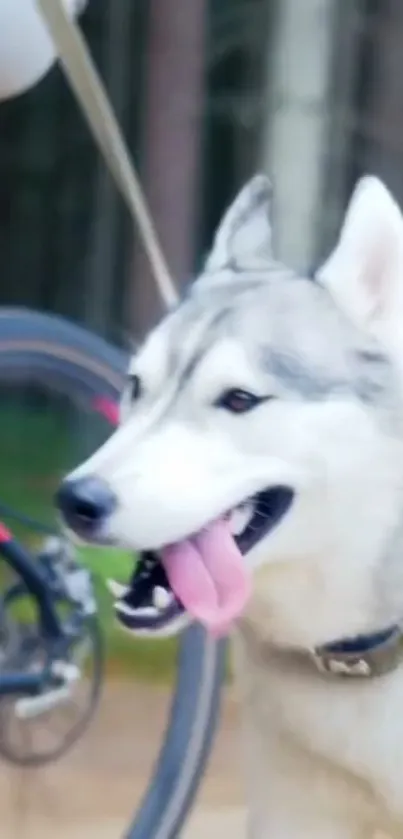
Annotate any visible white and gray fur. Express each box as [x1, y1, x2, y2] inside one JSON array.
[[69, 174, 403, 837]]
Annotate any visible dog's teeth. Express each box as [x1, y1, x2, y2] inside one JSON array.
[[230, 506, 253, 536], [153, 586, 172, 610], [107, 579, 129, 599], [115, 601, 157, 619]]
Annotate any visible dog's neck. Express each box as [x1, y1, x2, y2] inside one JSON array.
[[244, 435, 403, 653], [241, 504, 403, 664], [238, 615, 403, 680], [238, 492, 403, 680]]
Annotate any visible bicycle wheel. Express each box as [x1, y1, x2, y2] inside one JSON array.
[[0, 306, 226, 837]]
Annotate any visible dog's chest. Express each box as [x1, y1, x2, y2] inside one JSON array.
[[232, 629, 403, 826]]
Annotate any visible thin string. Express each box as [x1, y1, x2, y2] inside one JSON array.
[[37, 0, 179, 308]]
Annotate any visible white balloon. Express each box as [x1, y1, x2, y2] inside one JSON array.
[[0, 0, 87, 102]]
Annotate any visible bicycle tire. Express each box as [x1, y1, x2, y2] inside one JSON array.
[[0, 306, 226, 836]]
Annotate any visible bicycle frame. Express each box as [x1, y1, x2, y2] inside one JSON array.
[[0, 392, 119, 701], [0, 522, 66, 696]]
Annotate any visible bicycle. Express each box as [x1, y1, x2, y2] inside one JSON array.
[[0, 524, 103, 766], [0, 306, 226, 839]]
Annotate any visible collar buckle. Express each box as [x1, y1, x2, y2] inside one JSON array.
[[311, 651, 372, 678]]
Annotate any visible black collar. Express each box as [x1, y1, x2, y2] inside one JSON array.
[[241, 621, 403, 679], [314, 625, 401, 677]]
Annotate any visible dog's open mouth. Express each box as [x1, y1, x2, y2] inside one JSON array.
[[109, 487, 294, 638]]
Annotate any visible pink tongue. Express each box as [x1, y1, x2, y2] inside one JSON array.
[[160, 519, 251, 636]]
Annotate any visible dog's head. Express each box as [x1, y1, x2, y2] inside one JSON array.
[[57, 175, 403, 646]]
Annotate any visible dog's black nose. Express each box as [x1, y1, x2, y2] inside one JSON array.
[[56, 476, 117, 538]]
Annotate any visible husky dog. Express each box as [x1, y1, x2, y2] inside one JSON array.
[[58, 174, 403, 838]]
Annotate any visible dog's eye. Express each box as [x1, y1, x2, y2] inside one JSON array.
[[215, 388, 264, 414], [127, 374, 142, 403]]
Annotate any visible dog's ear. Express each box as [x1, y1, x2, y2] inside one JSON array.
[[317, 176, 403, 334], [205, 174, 273, 272]]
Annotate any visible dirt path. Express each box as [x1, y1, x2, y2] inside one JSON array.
[[0, 680, 246, 838]]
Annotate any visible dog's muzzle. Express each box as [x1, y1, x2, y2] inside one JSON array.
[[56, 475, 117, 542], [56, 476, 294, 638]]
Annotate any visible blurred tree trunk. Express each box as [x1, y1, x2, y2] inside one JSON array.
[[363, 0, 403, 206], [83, 0, 133, 335], [316, 0, 364, 261], [128, 0, 207, 339], [260, 0, 338, 271]]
